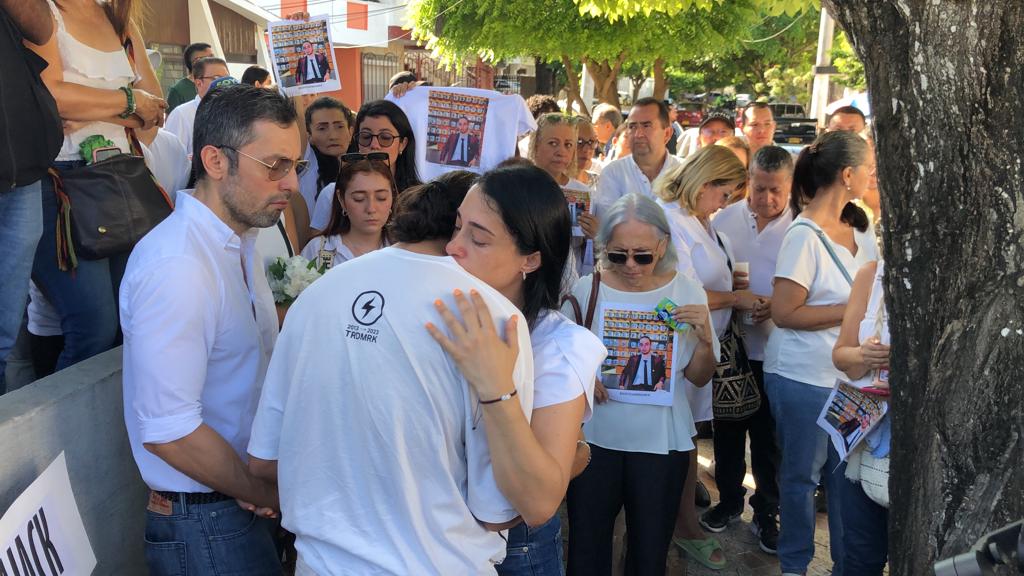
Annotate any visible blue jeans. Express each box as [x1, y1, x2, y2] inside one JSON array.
[[839, 477, 888, 575], [144, 495, 282, 575], [497, 515, 563, 576], [0, 180, 43, 392], [32, 161, 125, 371], [765, 372, 845, 575]]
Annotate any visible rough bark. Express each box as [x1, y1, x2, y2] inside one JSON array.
[[821, 1, 1024, 573], [630, 73, 645, 103], [584, 53, 627, 106]]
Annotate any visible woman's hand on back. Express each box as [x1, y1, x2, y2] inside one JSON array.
[[426, 289, 520, 400]]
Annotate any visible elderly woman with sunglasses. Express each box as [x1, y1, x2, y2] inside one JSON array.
[[564, 193, 717, 576], [654, 145, 759, 570], [300, 155, 395, 270]]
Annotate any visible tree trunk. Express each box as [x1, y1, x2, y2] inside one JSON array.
[[560, 56, 590, 116], [630, 74, 645, 103], [585, 54, 626, 108], [652, 58, 667, 101], [535, 57, 553, 95], [821, 1, 1024, 572]]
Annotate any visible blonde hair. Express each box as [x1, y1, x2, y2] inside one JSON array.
[[715, 136, 750, 166], [654, 145, 747, 215], [528, 113, 579, 179]]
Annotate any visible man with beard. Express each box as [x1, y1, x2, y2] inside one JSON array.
[[120, 85, 306, 575]]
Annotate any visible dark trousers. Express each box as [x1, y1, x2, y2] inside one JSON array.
[[839, 477, 888, 575], [712, 360, 780, 515], [566, 444, 689, 576]]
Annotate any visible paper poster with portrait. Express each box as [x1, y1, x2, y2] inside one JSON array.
[[267, 16, 341, 97], [562, 187, 591, 237], [817, 379, 889, 461], [596, 302, 677, 407], [426, 90, 489, 170]]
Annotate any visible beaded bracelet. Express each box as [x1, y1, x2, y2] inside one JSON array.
[[118, 86, 136, 119]]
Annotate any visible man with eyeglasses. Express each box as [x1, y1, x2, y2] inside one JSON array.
[[120, 85, 305, 575], [592, 97, 681, 234], [165, 56, 231, 158]]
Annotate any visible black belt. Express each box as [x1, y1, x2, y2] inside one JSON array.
[[156, 490, 233, 505]]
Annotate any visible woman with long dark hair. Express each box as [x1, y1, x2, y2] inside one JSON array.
[[28, 0, 166, 370], [310, 100, 421, 231], [301, 158, 395, 270], [765, 130, 878, 576], [427, 164, 606, 575]]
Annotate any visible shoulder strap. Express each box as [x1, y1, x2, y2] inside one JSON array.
[[560, 294, 583, 325], [583, 270, 601, 330], [713, 229, 733, 272], [791, 221, 853, 285]]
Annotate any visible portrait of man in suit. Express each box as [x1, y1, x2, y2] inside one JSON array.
[[618, 335, 667, 391], [295, 41, 330, 85], [439, 116, 481, 167]]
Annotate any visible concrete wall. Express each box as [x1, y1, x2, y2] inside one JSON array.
[[0, 348, 147, 575]]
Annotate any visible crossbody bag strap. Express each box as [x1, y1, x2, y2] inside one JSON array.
[[560, 294, 583, 325], [792, 221, 854, 285], [583, 270, 601, 330]]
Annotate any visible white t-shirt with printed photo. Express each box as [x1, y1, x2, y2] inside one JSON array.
[[764, 217, 878, 388], [248, 247, 534, 576], [386, 86, 536, 181]]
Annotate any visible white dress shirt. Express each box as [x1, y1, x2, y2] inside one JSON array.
[[593, 153, 681, 219], [711, 201, 793, 361], [163, 96, 200, 159], [120, 192, 278, 492]]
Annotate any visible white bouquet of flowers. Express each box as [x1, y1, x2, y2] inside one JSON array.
[[267, 255, 325, 305]]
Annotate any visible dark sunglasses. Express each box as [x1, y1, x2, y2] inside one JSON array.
[[219, 146, 308, 181], [357, 131, 398, 148], [340, 152, 391, 165], [606, 251, 655, 266]]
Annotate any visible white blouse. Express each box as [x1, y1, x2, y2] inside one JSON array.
[[530, 310, 606, 422]]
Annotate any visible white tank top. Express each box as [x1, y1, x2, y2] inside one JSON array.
[[48, 0, 136, 161], [858, 260, 889, 346]]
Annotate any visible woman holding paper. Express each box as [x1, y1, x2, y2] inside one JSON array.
[[764, 130, 878, 576], [560, 193, 717, 576], [653, 145, 756, 570], [832, 259, 891, 575]]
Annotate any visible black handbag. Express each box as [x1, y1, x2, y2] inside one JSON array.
[[48, 32, 173, 270], [50, 137, 173, 268], [710, 230, 761, 421]]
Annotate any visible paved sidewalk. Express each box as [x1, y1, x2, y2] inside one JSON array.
[[561, 439, 841, 575]]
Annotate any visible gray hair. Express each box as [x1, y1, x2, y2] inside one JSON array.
[[596, 193, 678, 275], [750, 145, 794, 175]]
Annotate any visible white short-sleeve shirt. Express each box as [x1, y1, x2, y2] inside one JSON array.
[[247, 247, 534, 575], [120, 192, 278, 492], [712, 201, 794, 361], [141, 128, 190, 197], [563, 272, 719, 454], [530, 310, 605, 422], [764, 217, 879, 387], [658, 200, 733, 422], [310, 182, 336, 232], [592, 153, 681, 220]]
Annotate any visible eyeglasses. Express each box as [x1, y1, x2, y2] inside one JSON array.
[[340, 152, 390, 165], [357, 131, 398, 148], [219, 146, 308, 181], [578, 139, 598, 148], [606, 251, 655, 266]]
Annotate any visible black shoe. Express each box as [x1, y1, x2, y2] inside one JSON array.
[[814, 485, 827, 513], [699, 504, 742, 533], [751, 511, 779, 554], [695, 480, 711, 508]]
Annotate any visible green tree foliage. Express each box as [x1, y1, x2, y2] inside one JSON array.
[[407, 0, 760, 110], [575, 0, 810, 21], [831, 30, 867, 91]]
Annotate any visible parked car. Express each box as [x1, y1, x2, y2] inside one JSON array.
[[674, 101, 705, 128], [769, 103, 818, 145]]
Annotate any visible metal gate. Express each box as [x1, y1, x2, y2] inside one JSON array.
[[361, 52, 400, 102]]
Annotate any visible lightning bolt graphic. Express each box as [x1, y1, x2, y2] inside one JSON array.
[[361, 299, 376, 319]]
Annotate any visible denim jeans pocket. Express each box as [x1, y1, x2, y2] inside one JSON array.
[[207, 504, 258, 540], [144, 539, 187, 576], [205, 506, 281, 575]]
